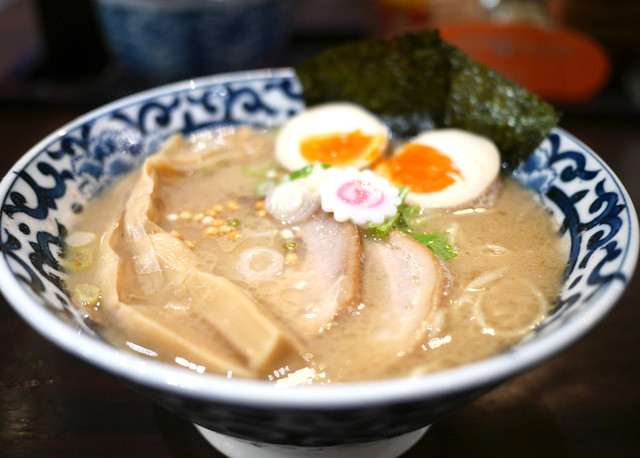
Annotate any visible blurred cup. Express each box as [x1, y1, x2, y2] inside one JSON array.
[[92, 0, 294, 82]]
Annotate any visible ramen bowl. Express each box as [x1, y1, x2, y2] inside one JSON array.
[[0, 69, 637, 458]]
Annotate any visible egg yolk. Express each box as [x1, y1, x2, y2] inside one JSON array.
[[376, 143, 462, 193], [300, 130, 384, 166]]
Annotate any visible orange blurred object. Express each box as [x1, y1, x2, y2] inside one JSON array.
[[438, 22, 610, 103], [376, 0, 432, 36]]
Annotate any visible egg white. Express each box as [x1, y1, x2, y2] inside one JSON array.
[[398, 129, 501, 209], [275, 102, 389, 171]]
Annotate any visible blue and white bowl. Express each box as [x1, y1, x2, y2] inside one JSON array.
[[93, 0, 294, 82], [0, 68, 637, 458]]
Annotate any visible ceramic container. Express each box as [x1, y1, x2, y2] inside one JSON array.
[[0, 68, 637, 458], [92, 0, 293, 81]]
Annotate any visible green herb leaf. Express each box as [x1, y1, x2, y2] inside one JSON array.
[[366, 186, 410, 237], [365, 186, 458, 260], [410, 232, 458, 260], [368, 214, 399, 238]]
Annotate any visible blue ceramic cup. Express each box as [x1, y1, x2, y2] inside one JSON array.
[[93, 0, 293, 81]]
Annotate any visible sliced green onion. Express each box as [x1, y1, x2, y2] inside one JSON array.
[[289, 163, 330, 181], [283, 240, 296, 250], [254, 180, 277, 197], [73, 283, 101, 307], [60, 246, 93, 272], [244, 159, 279, 177]]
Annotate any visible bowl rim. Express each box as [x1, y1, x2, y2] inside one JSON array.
[[1, 67, 638, 410]]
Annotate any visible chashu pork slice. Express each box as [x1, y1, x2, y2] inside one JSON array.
[[264, 211, 361, 338], [360, 230, 444, 360]]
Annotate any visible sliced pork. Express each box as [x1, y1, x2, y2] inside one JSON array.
[[254, 211, 361, 337], [360, 230, 444, 359]]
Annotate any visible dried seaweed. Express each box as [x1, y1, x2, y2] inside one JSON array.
[[295, 29, 559, 169], [296, 29, 448, 137], [443, 44, 559, 167]]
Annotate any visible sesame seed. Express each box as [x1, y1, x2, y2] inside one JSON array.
[[284, 253, 298, 264], [205, 227, 219, 236], [193, 213, 204, 222], [185, 240, 195, 248], [226, 200, 239, 210], [226, 230, 241, 240], [211, 219, 224, 227], [219, 225, 231, 233], [201, 216, 214, 225], [178, 211, 192, 220], [257, 209, 268, 217], [212, 204, 224, 213], [170, 230, 183, 239], [255, 200, 265, 210], [167, 213, 178, 221]]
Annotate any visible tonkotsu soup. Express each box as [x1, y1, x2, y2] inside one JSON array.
[[63, 108, 568, 385]]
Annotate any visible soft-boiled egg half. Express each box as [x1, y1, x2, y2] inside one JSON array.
[[275, 102, 389, 171], [375, 129, 501, 208]]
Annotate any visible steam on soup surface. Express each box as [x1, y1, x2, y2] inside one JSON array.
[[64, 115, 568, 385]]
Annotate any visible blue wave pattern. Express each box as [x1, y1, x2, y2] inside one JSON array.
[[0, 75, 303, 326], [515, 130, 630, 335]]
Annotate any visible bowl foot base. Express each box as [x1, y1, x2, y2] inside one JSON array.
[[194, 424, 430, 458]]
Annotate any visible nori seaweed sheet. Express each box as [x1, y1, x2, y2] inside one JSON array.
[[296, 29, 448, 137], [295, 29, 560, 169], [443, 44, 559, 167]]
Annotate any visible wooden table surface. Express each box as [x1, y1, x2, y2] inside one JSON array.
[[1, 2, 639, 456]]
